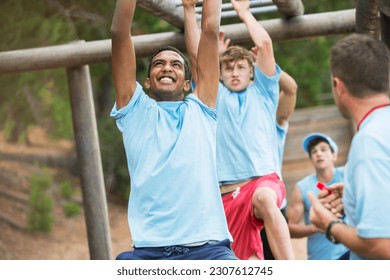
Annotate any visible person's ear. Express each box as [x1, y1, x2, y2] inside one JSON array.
[[333, 77, 337, 88], [332, 152, 338, 162], [333, 77, 346, 95], [332, 77, 341, 97], [144, 78, 150, 89], [183, 80, 191, 92]]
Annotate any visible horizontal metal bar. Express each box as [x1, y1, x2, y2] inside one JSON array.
[[194, 0, 274, 12], [221, 6, 278, 18]]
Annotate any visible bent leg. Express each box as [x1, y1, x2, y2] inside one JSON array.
[[252, 183, 294, 260]]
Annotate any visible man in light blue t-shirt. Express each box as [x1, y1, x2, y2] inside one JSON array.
[[212, 28, 298, 261], [308, 34, 390, 260], [110, 0, 236, 260], [288, 133, 349, 260]]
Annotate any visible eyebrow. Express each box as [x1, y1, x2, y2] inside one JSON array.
[[223, 61, 247, 67], [152, 58, 184, 66]]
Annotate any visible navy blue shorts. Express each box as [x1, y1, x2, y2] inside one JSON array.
[[116, 239, 238, 260], [337, 250, 350, 260]]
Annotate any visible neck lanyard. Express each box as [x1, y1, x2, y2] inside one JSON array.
[[356, 103, 390, 131]]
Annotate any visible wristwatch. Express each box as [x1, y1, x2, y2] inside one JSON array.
[[325, 219, 345, 244]]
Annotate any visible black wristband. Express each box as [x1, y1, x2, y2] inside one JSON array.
[[325, 219, 345, 244]]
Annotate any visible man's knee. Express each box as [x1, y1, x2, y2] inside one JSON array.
[[252, 187, 277, 207], [252, 187, 279, 219]]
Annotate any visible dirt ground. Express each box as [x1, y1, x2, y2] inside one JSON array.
[[0, 196, 131, 260], [0, 128, 132, 260]]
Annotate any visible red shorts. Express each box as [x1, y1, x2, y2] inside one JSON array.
[[222, 173, 285, 260]]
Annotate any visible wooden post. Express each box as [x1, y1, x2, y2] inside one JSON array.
[[380, 0, 390, 50], [356, 0, 381, 38], [272, 0, 304, 18], [66, 49, 112, 259]]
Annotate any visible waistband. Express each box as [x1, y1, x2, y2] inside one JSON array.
[[134, 239, 228, 257]]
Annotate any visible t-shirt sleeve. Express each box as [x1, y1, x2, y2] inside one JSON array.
[[110, 82, 155, 132], [253, 64, 281, 107]]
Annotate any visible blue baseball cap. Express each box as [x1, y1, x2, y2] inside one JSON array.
[[302, 132, 338, 155]]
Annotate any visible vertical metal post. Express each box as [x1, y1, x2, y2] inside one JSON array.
[[66, 60, 112, 260]]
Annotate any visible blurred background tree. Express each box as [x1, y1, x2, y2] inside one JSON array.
[[0, 0, 355, 200]]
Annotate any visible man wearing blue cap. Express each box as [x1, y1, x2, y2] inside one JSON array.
[[287, 132, 350, 259]]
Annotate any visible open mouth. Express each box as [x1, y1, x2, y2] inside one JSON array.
[[158, 76, 175, 83]]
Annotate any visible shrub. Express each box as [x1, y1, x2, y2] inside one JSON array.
[[63, 201, 82, 217], [60, 180, 73, 199], [27, 171, 54, 232]]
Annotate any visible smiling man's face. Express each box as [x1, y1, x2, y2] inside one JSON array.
[[145, 50, 190, 101]]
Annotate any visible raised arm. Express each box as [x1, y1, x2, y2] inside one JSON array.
[[276, 71, 298, 127], [182, 0, 200, 85], [231, 0, 275, 76], [195, 0, 221, 108], [111, 0, 136, 109]]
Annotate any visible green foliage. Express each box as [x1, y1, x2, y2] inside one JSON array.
[[0, 0, 110, 141], [303, 0, 356, 13], [131, 4, 178, 35], [60, 180, 73, 199], [98, 116, 130, 199], [27, 171, 54, 233], [58, 180, 83, 217], [2, 119, 15, 142], [63, 201, 82, 218], [49, 90, 73, 139], [274, 36, 344, 108], [272, 0, 356, 108]]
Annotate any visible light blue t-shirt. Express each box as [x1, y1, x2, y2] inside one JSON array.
[[110, 82, 232, 247], [216, 65, 282, 184], [297, 167, 349, 260], [276, 122, 288, 178], [344, 105, 390, 260], [276, 122, 288, 209]]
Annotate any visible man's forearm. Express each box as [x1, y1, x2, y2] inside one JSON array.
[[183, 1, 200, 83]]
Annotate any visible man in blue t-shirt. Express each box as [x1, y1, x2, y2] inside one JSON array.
[[110, 0, 236, 260], [308, 34, 390, 260], [287, 133, 349, 260], [183, 0, 294, 260]]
